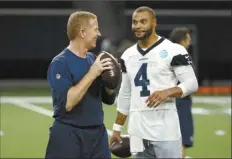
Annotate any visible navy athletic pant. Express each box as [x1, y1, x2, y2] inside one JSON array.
[[45, 120, 111, 158]]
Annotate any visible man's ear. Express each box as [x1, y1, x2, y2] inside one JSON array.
[[152, 19, 157, 28], [80, 28, 85, 39]]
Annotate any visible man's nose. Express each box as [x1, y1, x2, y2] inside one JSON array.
[[97, 30, 101, 36], [134, 23, 142, 30]]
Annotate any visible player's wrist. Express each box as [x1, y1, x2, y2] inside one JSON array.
[[113, 123, 123, 132], [87, 68, 98, 80], [165, 89, 171, 97]]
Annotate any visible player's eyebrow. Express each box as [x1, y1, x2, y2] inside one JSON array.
[[140, 18, 148, 22], [133, 18, 148, 22]]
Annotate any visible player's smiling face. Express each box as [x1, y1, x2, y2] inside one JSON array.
[[84, 18, 101, 50], [132, 11, 155, 40]]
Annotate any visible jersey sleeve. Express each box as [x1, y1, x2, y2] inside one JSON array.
[[170, 44, 198, 97], [47, 59, 73, 106], [116, 52, 131, 115], [118, 58, 127, 73], [170, 44, 192, 67], [170, 44, 193, 77]]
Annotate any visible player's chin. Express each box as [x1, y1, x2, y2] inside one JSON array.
[[91, 43, 96, 48], [89, 42, 96, 50], [134, 33, 145, 40], [135, 35, 145, 40]]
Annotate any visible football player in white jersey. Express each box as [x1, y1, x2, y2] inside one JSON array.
[[109, 6, 198, 158]]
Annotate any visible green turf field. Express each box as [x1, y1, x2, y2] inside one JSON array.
[[0, 88, 231, 158]]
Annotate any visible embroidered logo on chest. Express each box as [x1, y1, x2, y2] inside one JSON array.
[[159, 50, 168, 58]]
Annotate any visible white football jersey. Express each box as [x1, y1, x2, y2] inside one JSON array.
[[118, 36, 195, 141]]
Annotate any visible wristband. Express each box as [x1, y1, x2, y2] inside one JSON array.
[[113, 123, 122, 131]]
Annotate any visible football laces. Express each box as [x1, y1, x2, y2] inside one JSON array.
[[110, 68, 115, 77]]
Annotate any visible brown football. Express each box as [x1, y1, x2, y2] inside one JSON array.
[[99, 51, 121, 90], [110, 136, 131, 158]]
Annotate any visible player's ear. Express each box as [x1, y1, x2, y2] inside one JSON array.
[[152, 19, 157, 28], [80, 28, 85, 39]]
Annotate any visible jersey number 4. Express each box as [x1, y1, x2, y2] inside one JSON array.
[[134, 63, 150, 97]]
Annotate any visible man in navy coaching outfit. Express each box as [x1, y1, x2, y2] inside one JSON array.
[[45, 11, 116, 158], [169, 27, 195, 159]]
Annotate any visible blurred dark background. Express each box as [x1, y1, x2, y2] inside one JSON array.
[[0, 1, 231, 87]]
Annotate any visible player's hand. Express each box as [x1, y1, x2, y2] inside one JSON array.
[[109, 130, 123, 148], [89, 53, 112, 78], [146, 90, 170, 108]]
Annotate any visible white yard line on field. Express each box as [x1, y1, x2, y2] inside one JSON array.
[[192, 96, 231, 105], [1, 96, 52, 104], [2, 96, 230, 159], [1, 96, 231, 105], [0, 130, 4, 136], [1, 96, 231, 117], [7, 99, 113, 136], [9, 99, 53, 117]]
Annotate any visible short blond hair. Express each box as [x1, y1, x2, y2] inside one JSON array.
[[67, 11, 97, 40]]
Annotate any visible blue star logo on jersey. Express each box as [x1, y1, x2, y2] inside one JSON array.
[[159, 50, 168, 58]]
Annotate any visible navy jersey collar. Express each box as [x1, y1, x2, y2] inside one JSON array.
[[137, 37, 165, 56]]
